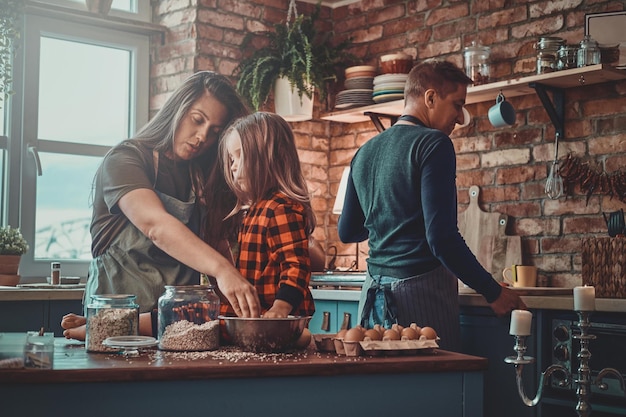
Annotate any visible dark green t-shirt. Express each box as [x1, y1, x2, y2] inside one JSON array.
[[90, 140, 191, 257]]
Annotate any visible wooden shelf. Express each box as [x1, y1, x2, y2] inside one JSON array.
[[321, 64, 626, 123]]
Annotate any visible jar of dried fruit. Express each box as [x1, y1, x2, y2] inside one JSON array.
[[157, 285, 220, 351], [86, 294, 139, 353], [463, 41, 491, 85]]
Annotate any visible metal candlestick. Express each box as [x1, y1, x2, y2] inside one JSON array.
[[505, 310, 626, 416]]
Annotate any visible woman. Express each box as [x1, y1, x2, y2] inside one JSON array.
[[85, 70, 260, 318]]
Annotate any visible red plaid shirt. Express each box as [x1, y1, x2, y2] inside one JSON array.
[[220, 190, 315, 317]]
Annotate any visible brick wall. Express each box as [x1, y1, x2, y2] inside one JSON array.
[[151, 0, 626, 287]]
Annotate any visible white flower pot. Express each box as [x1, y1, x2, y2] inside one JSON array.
[[273, 76, 314, 122]]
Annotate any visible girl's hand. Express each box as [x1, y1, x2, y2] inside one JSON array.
[[61, 313, 86, 329], [261, 300, 293, 318]]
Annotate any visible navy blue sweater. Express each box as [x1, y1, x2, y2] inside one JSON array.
[[338, 123, 502, 303]]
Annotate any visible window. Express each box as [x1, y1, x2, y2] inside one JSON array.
[[5, 10, 149, 280]]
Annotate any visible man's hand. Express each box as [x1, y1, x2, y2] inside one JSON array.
[[488, 286, 527, 317]]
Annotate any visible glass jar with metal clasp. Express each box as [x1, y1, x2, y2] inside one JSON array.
[[158, 285, 221, 351]]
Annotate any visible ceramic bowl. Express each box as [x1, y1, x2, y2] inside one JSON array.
[[380, 53, 413, 74]]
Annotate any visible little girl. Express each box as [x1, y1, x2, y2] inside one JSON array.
[[219, 112, 316, 318]]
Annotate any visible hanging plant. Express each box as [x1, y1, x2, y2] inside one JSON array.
[[234, 2, 354, 111], [0, 0, 24, 108]]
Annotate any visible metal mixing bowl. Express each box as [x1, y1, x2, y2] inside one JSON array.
[[219, 316, 311, 353]]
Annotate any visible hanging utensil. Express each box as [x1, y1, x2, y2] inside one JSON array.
[[545, 132, 564, 199]]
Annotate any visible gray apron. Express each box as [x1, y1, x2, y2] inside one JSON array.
[[358, 265, 461, 351], [84, 152, 200, 313]]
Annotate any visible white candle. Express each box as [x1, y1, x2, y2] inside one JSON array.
[[509, 309, 532, 336], [574, 285, 595, 311]]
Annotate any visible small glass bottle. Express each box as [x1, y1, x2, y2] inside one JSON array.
[[463, 41, 490, 85], [23, 330, 54, 369], [158, 285, 221, 351], [50, 262, 61, 285], [577, 35, 601, 67], [86, 294, 139, 353]]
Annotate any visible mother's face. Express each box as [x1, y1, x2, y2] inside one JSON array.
[[171, 91, 229, 161]]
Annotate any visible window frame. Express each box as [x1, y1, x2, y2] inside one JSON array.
[[7, 11, 150, 280]]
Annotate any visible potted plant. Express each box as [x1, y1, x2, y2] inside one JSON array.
[[0, 0, 24, 109], [0, 225, 29, 286], [234, 2, 354, 120]]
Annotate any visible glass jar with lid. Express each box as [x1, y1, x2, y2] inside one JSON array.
[[158, 285, 221, 351], [86, 294, 139, 352], [463, 41, 490, 85], [577, 35, 601, 67], [557, 44, 578, 70], [535, 36, 564, 74]]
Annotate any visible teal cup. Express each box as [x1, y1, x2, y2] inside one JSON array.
[[488, 92, 515, 127]]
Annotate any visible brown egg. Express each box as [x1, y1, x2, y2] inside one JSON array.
[[391, 323, 404, 335], [343, 327, 365, 342], [335, 329, 348, 340], [400, 327, 420, 340], [373, 324, 386, 336], [420, 326, 438, 340], [363, 329, 382, 341], [410, 322, 422, 334], [382, 329, 400, 341]]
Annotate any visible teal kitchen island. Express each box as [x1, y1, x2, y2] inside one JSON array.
[[0, 337, 486, 417]]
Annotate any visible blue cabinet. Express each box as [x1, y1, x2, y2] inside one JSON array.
[[309, 290, 359, 334], [0, 299, 83, 336], [460, 305, 538, 417]]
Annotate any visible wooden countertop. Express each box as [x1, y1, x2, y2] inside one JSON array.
[[0, 337, 487, 384], [3, 285, 626, 313]]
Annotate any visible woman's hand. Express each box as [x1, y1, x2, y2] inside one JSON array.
[[216, 270, 261, 318]]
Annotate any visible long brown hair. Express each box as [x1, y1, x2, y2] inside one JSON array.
[[134, 71, 249, 245], [220, 112, 316, 235]]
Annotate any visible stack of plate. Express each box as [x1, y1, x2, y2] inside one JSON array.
[[334, 65, 376, 109], [372, 73, 408, 104]]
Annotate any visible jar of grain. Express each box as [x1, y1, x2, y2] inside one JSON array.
[[158, 285, 220, 351], [86, 294, 139, 353]]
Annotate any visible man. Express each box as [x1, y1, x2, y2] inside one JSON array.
[[338, 59, 526, 351]]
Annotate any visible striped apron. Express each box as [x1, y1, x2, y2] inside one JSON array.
[[358, 265, 461, 351]]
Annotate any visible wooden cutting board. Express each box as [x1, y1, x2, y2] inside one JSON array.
[[458, 185, 523, 282]]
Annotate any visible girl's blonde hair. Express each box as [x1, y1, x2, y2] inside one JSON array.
[[220, 112, 316, 234]]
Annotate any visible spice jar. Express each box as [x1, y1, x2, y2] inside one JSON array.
[[463, 41, 490, 85], [86, 294, 139, 352], [158, 285, 220, 351], [535, 36, 564, 74], [577, 35, 601, 67], [50, 262, 61, 285], [557, 44, 578, 70]]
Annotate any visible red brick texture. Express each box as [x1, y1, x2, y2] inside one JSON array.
[[151, 0, 626, 285]]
